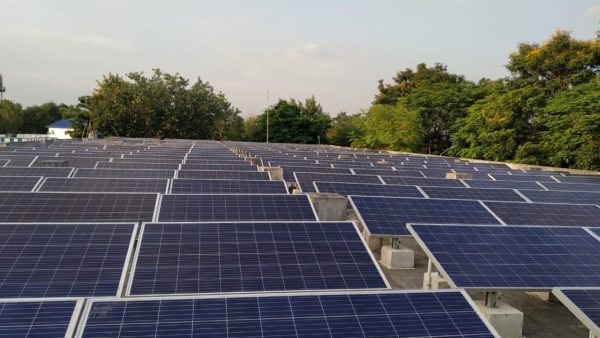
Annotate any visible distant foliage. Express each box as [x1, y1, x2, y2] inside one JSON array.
[[329, 30, 599, 171], [248, 97, 331, 144], [85, 69, 243, 140]]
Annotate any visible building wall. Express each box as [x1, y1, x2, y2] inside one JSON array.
[[48, 128, 73, 139]]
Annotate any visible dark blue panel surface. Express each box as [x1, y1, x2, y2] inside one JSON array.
[[0, 176, 41, 192], [558, 176, 600, 185], [130, 222, 386, 295], [350, 196, 501, 236], [465, 180, 544, 190], [315, 181, 424, 198], [171, 179, 287, 194], [381, 176, 467, 188], [158, 194, 316, 222], [280, 166, 351, 181], [410, 224, 600, 289], [0, 192, 158, 222], [81, 291, 495, 337], [489, 174, 556, 183], [519, 190, 600, 205], [484, 201, 600, 227], [422, 187, 526, 202], [541, 182, 600, 192], [38, 177, 169, 193], [0, 167, 72, 177], [74, 168, 175, 178], [0, 223, 134, 297], [177, 170, 270, 180], [555, 289, 600, 335], [0, 300, 77, 337], [294, 173, 381, 192]]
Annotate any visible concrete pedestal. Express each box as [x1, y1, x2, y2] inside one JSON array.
[[380, 245, 414, 269], [422, 272, 446, 289], [307, 193, 348, 221], [259, 167, 284, 181], [528, 291, 557, 302], [365, 234, 382, 252], [474, 300, 523, 338], [245, 157, 261, 166], [445, 172, 473, 179]]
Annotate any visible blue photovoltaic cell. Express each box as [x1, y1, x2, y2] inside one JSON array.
[[540, 182, 600, 192], [294, 172, 382, 192], [381, 176, 467, 188], [177, 170, 270, 180], [0, 223, 134, 297], [350, 196, 501, 236], [0, 192, 158, 222], [158, 194, 316, 222], [519, 190, 600, 205], [408, 224, 600, 289], [129, 222, 386, 295], [421, 187, 526, 202], [280, 166, 351, 181], [37, 177, 169, 193], [352, 168, 424, 178], [483, 201, 600, 227], [170, 179, 287, 194], [554, 289, 600, 336], [74, 168, 175, 178], [0, 167, 73, 177], [558, 176, 600, 185], [180, 164, 258, 171], [465, 180, 544, 190], [314, 181, 424, 198], [0, 300, 78, 337], [0, 176, 41, 192], [80, 291, 495, 337], [489, 174, 557, 183]]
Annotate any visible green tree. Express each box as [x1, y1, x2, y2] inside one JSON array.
[[358, 104, 423, 151], [326, 112, 365, 147], [20, 102, 62, 133], [86, 69, 242, 139], [250, 97, 331, 144], [0, 100, 23, 135]]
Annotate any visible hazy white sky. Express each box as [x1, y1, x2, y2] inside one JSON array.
[[1, 0, 598, 116]]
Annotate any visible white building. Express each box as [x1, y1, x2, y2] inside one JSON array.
[[47, 119, 74, 139]]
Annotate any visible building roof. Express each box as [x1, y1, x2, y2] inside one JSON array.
[[47, 119, 73, 129]]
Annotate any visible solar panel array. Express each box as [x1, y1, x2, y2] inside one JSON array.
[[78, 291, 496, 338], [408, 224, 600, 289], [1, 137, 598, 336]]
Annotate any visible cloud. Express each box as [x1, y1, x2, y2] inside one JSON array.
[[1, 25, 128, 49], [586, 5, 600, 19], [284, 43, 328, 59]]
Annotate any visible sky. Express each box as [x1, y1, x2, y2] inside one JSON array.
[[0, 0, 598, 116]]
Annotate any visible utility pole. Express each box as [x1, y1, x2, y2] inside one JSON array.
[[266, 89, 270, 144], [0, 74, 6, 99]]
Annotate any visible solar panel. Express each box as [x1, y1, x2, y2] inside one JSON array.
[[280, 166, 351, 181], [74, 168, 175, 178], [0, 176, 41, 192], [557, 176, 600, 185], [314, 181, 424, 198], [489, 173, 557, 182], [294, 172, 382, 192], [464, 179, 545, 190], [540, 182, 600, 192], [177, 170, 270, 180], [158, 194, 317, 222], [408, 224, 600, 289], [483, 201, 600, 227], [381, 176, 467, 187], [180, 164, 258, 171], [349, 196, 501, 236], [0, 299, 82, 337], [421, 187, 526, 202], [352, 168, 424, 177], [96, 161, 181, 170], [553, 288, 600, 337], [0, 167, 73, 177], [0, 223, 136, 297], [78, 290, 497, 337], [0, 192, 158, 222], [37, 177, 169, 193], [170, 179, 287, 194], [128, 221, 387, 295], [518, 190, 600, 205]]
